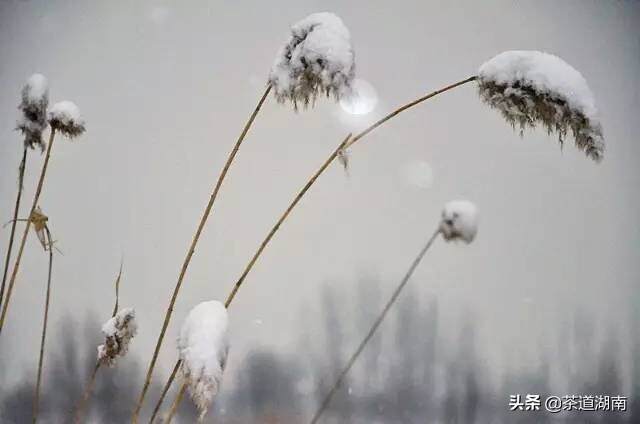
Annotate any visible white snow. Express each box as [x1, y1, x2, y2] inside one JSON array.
[[178, 300, 229, 420], [269, 12, 355, 106], [477, 50, 604, 161], [23, 74, 49, 105], [48, 101, 84, 127], [440, 200, 478, 244], [97, 308, 137, 367], [478, 50, 597, 119]]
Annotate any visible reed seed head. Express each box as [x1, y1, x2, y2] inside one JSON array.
[[97, 308, 137, 367], [440, 200, 478, 244], [269, 12, 356, 109], [178, 300, 229, 421], [48, 101, 86, 138], [478, 50, 604, 162], [16, 73, 49, 151]]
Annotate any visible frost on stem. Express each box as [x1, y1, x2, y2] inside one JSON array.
[[178, 300, 229, 421], [97, 308, 137, 367], [478, 50, 604, 162], [269, 12, 356, 109], [48, 101, 86, 138], [16, 73, 49, 151], [440, 200, 478, 244]]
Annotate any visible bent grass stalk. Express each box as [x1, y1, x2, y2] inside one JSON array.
[[74, 265, 124, 423], [0, 147, 28, 310], [133, 85, 272, 422], [155, 76, 478, 413], [32, 225, 54, 424], [310, 228, 441, 424], [0, 129, 57, 335]]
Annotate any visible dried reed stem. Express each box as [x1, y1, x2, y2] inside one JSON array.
[[344, 76, 477, 149], [32, 226, 54, 424], [133, 85, 272, 422], [310, 228, 441, 424], [148, 359, 181, 424], [164, 382, 188, 424], [0, 129, 56, 335], [112, 260, 123, 317], [224, 133, 352, 307], [0, 147, 28, 310], [74, 362, 101, 424]]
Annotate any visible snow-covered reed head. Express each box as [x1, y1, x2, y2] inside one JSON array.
[[440, 200, 478, 244], [178, 300, 229, 421], [478, 50, 604, 162], [269, 12, 356, 108], [16, 73, 49, 150], [48, 100, 86, 138], [97, 308, 137, 367]]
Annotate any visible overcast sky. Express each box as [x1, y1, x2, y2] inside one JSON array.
[[1, 0, 639, 409]]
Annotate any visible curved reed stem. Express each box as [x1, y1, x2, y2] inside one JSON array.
[[74, 362, 101, 423], [310, 228, 441, 424], [133, 85, 272, 422], [164, 382, 187, 424], [0, 147, 27, 310], [344, 75, 477, 149], [0, 129, 56, 335], [32, 225, 54, 424], [148, 359, 181, 424], [112, 260, 123, 317], [224, 132, 352, 307]]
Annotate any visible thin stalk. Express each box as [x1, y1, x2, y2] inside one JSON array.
[[0, 129, 56, 335], [344, 76, 477, 149], [222, 76, 476, 309], [224, 133, 352, 307], [0, 147, 28, 310], [148, 359, 181, 424], [32, 226, 54, 424], [164, 382, 187, 424], [112, 260, 123, 317], [310, 228, 441, 424], [133, 85, 272, 422], [74, 362, 101, 424]]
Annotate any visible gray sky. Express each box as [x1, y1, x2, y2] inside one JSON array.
[[1, 0, 639, 406]]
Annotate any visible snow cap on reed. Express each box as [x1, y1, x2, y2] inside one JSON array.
[[440, 200, 478, 244], [97, 308, 137, 367], [48, 100, 85, 138], [478, 50, 604, 161], [16, 73, 49, 150], [269, 12, 355, 108], [178, 300, 229, 421]]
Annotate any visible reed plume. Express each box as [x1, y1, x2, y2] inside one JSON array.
[[477, 50, 604, 161], [310, 200, 478, 423]]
